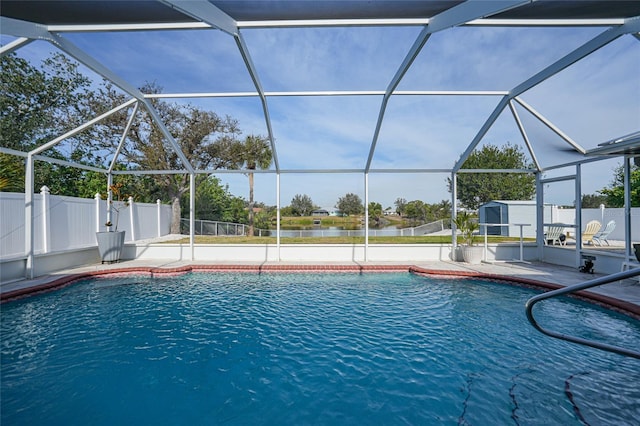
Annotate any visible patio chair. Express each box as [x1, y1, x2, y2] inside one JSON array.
[[592, 220, 616, 246], [581, 220, 602, 245], [545, 224, 566, 246]]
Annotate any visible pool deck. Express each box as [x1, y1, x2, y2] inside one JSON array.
[[2, 259, 640, 318]]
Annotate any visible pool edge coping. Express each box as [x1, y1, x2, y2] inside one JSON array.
[[2, 264, 639, 320]]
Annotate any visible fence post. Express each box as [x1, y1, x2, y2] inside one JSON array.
[[157, 199, 162, 237], [95, 193, 102, 233], [41, 186, 50, 253], [129, 196, 136, 241]]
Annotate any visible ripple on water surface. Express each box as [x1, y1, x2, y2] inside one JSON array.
[[1, 272, 639, 425]]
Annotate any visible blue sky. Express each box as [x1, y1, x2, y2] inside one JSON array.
[[3, 22, 639, 210]]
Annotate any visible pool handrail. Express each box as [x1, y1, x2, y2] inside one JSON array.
[[525, 267, 640, 359]]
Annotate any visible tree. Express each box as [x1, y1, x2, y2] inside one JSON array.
[[1, 53, 91, 152], [368, 201, 383, 226], [96, 83, 242, 234], [394, 197, 407, 216], [449, 143, 535, 210], [427, 200, 452, 222], [404, 200, 426, 222], [598, 163, 640, 207], [184, 175, 247, 223], [337, 193, 363, 216], [581, 193, 607, 208], [0, 154, 24, 192], [233, 134, 272, 236], [0, 52, 100, 193], [290, 194, 315, 216]]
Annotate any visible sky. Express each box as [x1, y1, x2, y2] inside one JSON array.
[[2, 19, 639, 210]]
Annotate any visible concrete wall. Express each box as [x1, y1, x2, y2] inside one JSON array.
[[1, 241, 632, 287]]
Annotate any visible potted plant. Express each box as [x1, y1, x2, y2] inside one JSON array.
[[453, 211, 483, 264], [96, 182, 129, 263]]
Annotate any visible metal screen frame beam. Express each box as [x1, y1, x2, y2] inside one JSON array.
[[454, 17, 640, 172], [365, 0, 529, 172]]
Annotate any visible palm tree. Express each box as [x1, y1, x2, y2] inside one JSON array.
[[235, 135, 272, 236]]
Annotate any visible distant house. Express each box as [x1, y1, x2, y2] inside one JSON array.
[[312, 208, 343, 217]]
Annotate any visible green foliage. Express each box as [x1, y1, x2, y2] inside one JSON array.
[[0, 153, 24, 192], [279, 205, 294, 216], [404, 200, 426, 221], [231, 134, 272, 234], [337, 193, 363, 216], [398, 199, 451, 224], [0, 53, 91, 152], [598, 163, 640, 207], [581, 193, 607, 208], [394, 197, 407, 216], [253, 207, 276, 232], [453, 211, 479, 246], [290, 194, 315, 216], [0, 53, 111, 194], [450, 143, 535, 210], [181, 175, 247, 223], [368, 201, 383, 225]]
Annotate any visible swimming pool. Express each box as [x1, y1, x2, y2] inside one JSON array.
[[2, 272, 639, 425]]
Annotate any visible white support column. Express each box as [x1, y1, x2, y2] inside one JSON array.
[[157, 199, 162, 237], [575, 164, 582, 268], [106, 174, 113, 231], [95, 193, 102, 232], [536, 173, 544, 260], [25, 153, 34, 279], [190, 173, 195, 261], [128, 196, 136, 241], [276, 173, 281, 260], [364, 173, 369, 262], [40, 186, 50, 253], [624, 156, 632, 261], [451, 172, 457, 250]]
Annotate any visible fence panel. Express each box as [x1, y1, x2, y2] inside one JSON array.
[[49, 195, 96, 251], [0, 193, 26, 257], [1, 191, 172, 259]]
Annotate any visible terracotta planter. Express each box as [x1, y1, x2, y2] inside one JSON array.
[[461, 245, 483, 264], [96, 231, 125, 263]]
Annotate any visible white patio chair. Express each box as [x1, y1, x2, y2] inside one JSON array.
[[593, 220, 616, 246], [582, 220, 601, 245], [545, 224, 565, 246]]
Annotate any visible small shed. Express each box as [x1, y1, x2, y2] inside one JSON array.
[[478, 200, 537, 238]]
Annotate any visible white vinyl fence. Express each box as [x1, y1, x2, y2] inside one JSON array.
[[553, 206, 640, 242], [0, 187, 172, 259]]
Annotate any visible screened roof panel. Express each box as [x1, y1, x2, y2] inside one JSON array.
[[1, 0, 638, 203], [372, 95, 506, 170], [267, 96, 380, 170], [519, 35, 640, 150], [241, 26, 421, 92], [397, 26, 604, 91], [63, 29, 254, 93]]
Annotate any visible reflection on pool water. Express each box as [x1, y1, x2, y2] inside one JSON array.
[[2, 273, 639, 425]]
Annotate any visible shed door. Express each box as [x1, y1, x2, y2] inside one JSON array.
[[485, 206, 502, 235]]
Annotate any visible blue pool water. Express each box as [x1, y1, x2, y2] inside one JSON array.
[[2, 273, 639, 425]]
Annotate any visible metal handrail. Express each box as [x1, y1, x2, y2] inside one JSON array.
[[525, 268, 640, 359]]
